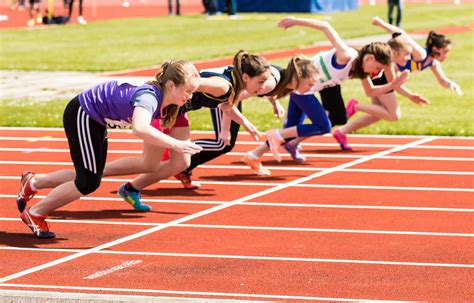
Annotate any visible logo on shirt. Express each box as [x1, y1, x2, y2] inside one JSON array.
[[104, 118, 132, 129]]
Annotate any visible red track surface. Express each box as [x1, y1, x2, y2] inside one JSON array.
[[0, 127, 473, 301]]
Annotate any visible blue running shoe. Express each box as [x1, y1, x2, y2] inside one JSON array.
[[283, 142, 306, 162], [117, 183, 151, 212]]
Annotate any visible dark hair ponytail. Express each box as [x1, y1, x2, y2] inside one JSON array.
[[351, 42, 392, 79], [271, 55, 319, 99], [230, 50, 269, 106], [425, 31, 451, 57]]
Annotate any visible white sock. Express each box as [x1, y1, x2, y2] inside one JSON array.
[[30, 178, 37, 191], [28, 208, 42, 217], [274, 129, 284, 141], [246, 151, 259, 160]]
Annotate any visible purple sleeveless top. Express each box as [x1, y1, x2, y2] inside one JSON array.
[[78, 80, 163, 128]]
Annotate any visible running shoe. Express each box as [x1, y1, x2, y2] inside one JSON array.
[[241, 153, 271, 176], [346, 98, 358, 119], [77, 16, 87, 24], [332, 129, 352, 151], [283, 142, 306, 162], [174, 172, 201, 189], [36, 13, 42, 24], [16, 171, 37, 213], [266, 129, 284, 162], [117, 183, 151, 211], [20, 207, 56, 238]]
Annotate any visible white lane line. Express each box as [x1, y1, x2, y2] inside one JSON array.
[[1, 218, 472, 237], [0, 289, 260, 303], [2, 136, 474, 150], [0, 247, 472, 268], [2, 194, 473, 212], [0, 137, 436, 284], [2, 161, 474, 176], [1, 176, 472, 192], [2, 147, 474, 161], [0, 283, 411, 302], [2, 126, 474, 139], [83, 260, 142, 280]]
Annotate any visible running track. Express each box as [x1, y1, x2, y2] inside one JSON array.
[[0, 127, 473, 301]]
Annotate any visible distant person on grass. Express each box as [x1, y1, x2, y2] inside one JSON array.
[[168, 0, 181, 16], [26, 0, 42, 26], [332, 16, 463, 151], [242, 17, 408, 175], [64, 0, 87, 24], [16, 61, 202, 238], [387, 0, 403, 27]]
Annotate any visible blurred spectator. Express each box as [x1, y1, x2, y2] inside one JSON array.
[[65, 0, 87, 24], [227, 0, 237, 18], [168, 0, 181, 16], [27, 0, 42, 26], [202, 0, 217, 15], [10, 0, 25, 11], [387, 0, 402, 27]]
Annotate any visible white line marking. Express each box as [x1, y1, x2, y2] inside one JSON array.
[[2, 161, 474, 176], [0, 247, 472, 268], [2, 218, 472, 237], [1, 194, 472, 212], [2, 126, 473, 139], [0, 137, 436, 283], [0, 283, 412, 302], [2, 218, 473, 237], [2, 136, 474, 149], [1, 176, 472, 192], [3, 147, 474, 161], [0, 289, 260, 303], [83, 260, 142, 280]]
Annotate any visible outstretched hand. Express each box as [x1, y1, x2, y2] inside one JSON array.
[[172, 140, 203, 155], [450, 81, 464, 96], [393, 70, 410, 88], [411, 94, 430, 106], [371, 16, 383, 26], [277, 17, 298, 29]]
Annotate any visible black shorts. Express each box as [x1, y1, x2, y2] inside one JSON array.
[[319, 85, 347, 126], [372, 72, 394, 93], [63, 97, 108, 194]]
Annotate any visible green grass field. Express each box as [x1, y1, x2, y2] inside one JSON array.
[[0, 3, 472, 135]]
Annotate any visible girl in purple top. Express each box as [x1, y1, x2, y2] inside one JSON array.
[[16, 60, 202, 238]]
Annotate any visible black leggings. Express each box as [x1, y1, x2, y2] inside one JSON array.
[[66, 0, 83, 17], [388, 0, 402, 27], [184, 103, 242, 174]]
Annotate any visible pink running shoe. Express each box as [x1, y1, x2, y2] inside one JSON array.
[[266, 129, 284, 162], [332, 129, 352, 151], [16, 171, 37, 213], [346, 98, 358, 119]]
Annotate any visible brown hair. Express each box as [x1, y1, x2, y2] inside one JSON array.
[[148, 60, 199, 128], [351, 42, 392, 79], [426, 31, 451, 57], [271, 55, 319, 99], [388, 32, 411, 54], [230, 50, 270, 106]]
